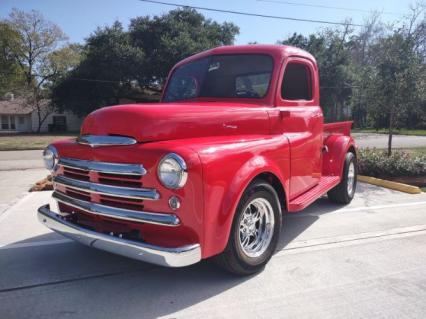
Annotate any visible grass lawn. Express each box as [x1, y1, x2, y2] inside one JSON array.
[[353, 128, 426, 136], [0, 133, 77, 151]]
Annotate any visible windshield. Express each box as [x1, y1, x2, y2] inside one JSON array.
[[163, 54, 274, 102]]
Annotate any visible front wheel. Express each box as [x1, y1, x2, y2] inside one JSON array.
[[214, 180, 282, 275], [328, 152, 357, 204]]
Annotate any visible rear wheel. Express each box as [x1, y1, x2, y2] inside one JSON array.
[[215, 180, 282, 275], [328, 152, 357, 204]]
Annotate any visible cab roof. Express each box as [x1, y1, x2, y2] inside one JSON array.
[[174, 44, 317, 68]]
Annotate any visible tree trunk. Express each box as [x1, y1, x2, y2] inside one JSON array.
[[37, 107, 42, 133], [387, 111, 394, 156]]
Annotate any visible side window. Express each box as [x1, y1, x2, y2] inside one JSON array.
[[281, 62, 312, 100]]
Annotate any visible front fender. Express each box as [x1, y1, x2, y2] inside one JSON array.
[[195, 136, 290, 258]]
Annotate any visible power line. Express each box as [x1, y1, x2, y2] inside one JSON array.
[[138, 0, 364, 27], [257, 0, 400, 16]]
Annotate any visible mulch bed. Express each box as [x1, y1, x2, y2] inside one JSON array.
[[30, 175, 53, 192]]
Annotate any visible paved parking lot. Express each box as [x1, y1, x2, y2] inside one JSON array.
[[1, 183, 426, 319]]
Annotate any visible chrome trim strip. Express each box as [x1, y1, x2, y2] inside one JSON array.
[[54, 175, 160, 201], [52, 191, 179, 226], [77, 135, 137, 147], [58, 157, 147, 176], [38, 205, 201, 267]]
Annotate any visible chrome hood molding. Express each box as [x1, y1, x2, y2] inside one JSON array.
[[77, 135, 137, 147]]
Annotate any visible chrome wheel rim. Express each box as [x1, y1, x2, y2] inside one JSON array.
[[238, 198, 275, 258], [347, 162, 355, 194]]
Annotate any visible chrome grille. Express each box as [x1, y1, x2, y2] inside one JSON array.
[[52, 157, 180, 226]]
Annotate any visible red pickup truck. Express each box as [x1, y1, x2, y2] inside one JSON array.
[[39, 45, 357, 275]]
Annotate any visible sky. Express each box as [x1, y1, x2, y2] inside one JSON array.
[[0, 0, 419, 45]]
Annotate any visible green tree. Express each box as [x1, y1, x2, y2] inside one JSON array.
[[367, 32, 424, 155], [5, 8, 69, 131], [52, 22, 145, 115], [280, 28, 355, 122], [53, 8, 239, 115], [129, 8, 239, 85], [0, 22, 25, 96]]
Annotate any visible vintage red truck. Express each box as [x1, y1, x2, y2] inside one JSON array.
[[39, 45, 357, 275]]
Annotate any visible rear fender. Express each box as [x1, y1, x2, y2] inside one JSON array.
[[323, 135, 356, 177]]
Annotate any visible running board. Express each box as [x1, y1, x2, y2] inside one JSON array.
[[288, 176, 340, 212]]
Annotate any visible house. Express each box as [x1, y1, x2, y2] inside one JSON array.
[[0, 97, 83, 133]]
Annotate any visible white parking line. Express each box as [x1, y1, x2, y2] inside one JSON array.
[[288, 201, 426, 217], [277, 224, 426, 256]]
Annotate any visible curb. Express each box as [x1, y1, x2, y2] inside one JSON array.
[[358, 175, 422, 194]]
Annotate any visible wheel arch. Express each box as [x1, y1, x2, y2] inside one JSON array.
[[323, 135, 357, 177], [253, 172, 287, 213], [203, 155, 289, 258]]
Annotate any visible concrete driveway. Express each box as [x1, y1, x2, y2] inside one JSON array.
[[1, 184, 426, 319], [0, 150, 46, 210], [353, 133, 426, 149], [0, 150, 47, 213]]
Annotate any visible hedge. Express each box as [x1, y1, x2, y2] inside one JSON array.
[[358, 148, 426, 177]]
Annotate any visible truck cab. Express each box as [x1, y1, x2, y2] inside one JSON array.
[[39, 45, 357, 275]]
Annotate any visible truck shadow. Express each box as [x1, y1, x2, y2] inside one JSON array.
[[1, 232, 253, 319]]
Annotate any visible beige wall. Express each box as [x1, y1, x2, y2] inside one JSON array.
[[31, 110, 84, 132]]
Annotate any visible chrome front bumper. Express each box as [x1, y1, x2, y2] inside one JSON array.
[[38, 204, 201, 267]]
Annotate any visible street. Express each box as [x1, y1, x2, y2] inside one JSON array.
[[1, 183, 426, 319], [353, 133, 426, 149]]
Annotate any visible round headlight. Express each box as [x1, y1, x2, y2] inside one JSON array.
[[43, 145, 58, 171], [157, 153, 188, 189]]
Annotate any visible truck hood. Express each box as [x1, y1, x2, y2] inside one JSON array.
[[80, 102, 271, 142]]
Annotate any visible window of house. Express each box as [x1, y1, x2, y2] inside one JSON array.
[[281, 62, 312, 100], [18, 116, 25, 125], [1, 115, 8, 130], [52, 115, 67, 131], [0, 115, 16, 130]]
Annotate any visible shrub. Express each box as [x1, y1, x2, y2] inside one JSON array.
[[358, 148, 426, 177]]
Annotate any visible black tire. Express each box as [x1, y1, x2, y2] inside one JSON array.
[[214, 180, 282, 276], [328, 152, 357, 204]]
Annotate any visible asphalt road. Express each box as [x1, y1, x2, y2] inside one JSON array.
[[1, 184, 426, 319], [353, 133, 426, 149]]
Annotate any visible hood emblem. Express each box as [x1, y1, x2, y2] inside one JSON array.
[[223, 123, 238, 129], [77, 135, 137, 148]]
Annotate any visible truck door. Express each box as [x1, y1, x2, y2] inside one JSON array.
[[276, 57, 323, 199]]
